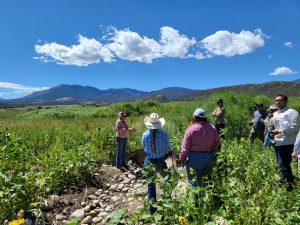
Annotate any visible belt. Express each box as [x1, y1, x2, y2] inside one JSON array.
[[189, 151, 213, 153]]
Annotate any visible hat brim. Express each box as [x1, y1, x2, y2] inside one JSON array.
[[144, 117, 165, 129]]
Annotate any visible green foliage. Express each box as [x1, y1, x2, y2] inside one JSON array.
[[0, 92, 299, 223]]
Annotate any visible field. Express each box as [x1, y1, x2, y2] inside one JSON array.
[[1, 92, 300, 224]]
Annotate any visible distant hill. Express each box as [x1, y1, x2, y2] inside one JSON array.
[[293, 79, 300, 82], [148, 87, 196, 99], [185, 81, 300, 100], [2, 85, 196, 106]]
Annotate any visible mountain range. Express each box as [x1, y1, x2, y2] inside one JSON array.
[[0, 85, 196, 106], [1, 80, 300, 107]]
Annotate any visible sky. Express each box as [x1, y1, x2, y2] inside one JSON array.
[[0, 0, 299, 99]]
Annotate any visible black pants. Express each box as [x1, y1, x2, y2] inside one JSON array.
[[215, 124, 225, 139], [275, 145, 294, 186]]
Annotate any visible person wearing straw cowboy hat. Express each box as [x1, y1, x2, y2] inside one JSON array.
[[180, 108, 220, 204], [142, 112, 171, 214]]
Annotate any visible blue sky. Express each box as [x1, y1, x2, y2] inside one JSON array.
[[0, 0, 299, 99]]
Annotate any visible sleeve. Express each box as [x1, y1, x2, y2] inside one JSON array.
[[280, 110, 299, 136], [294, 131, 300, 156], [115, 121, 120, 130], [142, 133, 146, 151], [179, 129, 191, 162], [218, 108, 225, 117], [164, 132, 171, 152], [264, 116, 274, 128], [212, 127, 221, 152]]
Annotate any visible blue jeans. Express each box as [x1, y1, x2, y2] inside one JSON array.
[[186, 152, 214, 202], [116, 137, 127, 167], [275, 145, 294, 187], [144, 156, 170, 214]]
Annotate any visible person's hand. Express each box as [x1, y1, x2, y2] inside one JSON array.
[[128, 128, 135, 132], [291, 152, 298, 161], [272, 130, 280, 135]]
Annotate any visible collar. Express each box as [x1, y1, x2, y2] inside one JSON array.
[[278, 106, 288, 113]]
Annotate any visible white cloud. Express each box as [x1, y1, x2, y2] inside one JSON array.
[[269, 67, 298, 76], [0, 82, 49, 93], [159, 26, 196, 58], [283, 42, 294, 48], [34, 26, 266, 65], [106, 26, 198, 63], [35, 35, 114, 66], [200, 29, 265, 57], [107, 29, 161, 63]]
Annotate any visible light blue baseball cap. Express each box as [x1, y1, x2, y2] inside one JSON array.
[[193, 108, 206, 118]]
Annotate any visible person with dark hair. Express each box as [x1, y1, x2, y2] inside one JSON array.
[[249, 103, 267, 143], [264, 95, 299, 190], [180, 108, 220, 203], [142, 113, 171, 214], [115, 112, 135, 170], [212, 99, 226, 138]]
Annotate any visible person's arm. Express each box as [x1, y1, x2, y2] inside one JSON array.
[[264, 113, 275, 128], [278, 110, 299, 136], [142, 133, 146, 153], [163, 132, 171, 156], [212, 108, 218, 117], [293, 131, 300, 156], [179, 129, 191, 162], [215, 108, 225, 118]]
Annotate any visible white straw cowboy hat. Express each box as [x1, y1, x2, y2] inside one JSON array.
[[144, 113, 165, 129]]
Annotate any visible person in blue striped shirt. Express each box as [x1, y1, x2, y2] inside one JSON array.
[[142, 112, 171, 214]]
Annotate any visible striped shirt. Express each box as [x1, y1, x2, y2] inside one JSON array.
[[142, 129, 171, 159], [115, 119, 128, 138], [179, 123, 221, 162]]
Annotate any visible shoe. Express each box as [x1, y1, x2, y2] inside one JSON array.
[[122, 165, 130, 170]]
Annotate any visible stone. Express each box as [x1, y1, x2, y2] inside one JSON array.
[[87, 195, 98, 200], [81, 216, 93, 224], [92, 217, 102, 224], [81, 201, 87, 207], [62, 208, 69, 215], [56, 214, 66, 221], [69, 209, 85, 220], [84, 205, 91, 213], [98, 212, 108, 218], [122, 178, 131, 185], [128, 174, 136, 180], [92, 200, 100, 205], [111, 196, 121, 202]]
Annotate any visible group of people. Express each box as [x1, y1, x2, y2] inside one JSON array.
[[115, 94, 299, 214], [249, 95, 300, 190], [115, 99, 225, 213]]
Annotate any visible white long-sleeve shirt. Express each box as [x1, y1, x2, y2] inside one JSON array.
[[264, 107, 299, 146], [294, 131, 300, 157]]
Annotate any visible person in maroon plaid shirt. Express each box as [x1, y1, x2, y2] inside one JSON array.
[[180, 108, 220, 204], [115, 112, 134, 170]]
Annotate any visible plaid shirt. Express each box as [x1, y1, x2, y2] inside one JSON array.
[[142, 129, 171, 159], [180, 123, 220, 162], [115, 119, 128, 138]]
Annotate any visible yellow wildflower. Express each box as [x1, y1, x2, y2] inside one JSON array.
[[9, 220, 18, 225], [18, 218, 25, 225], [31, 202, 40, 208], [178, 215, 189, 225], [192, 177, 197, 183], [189, 167, 194, 175]]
